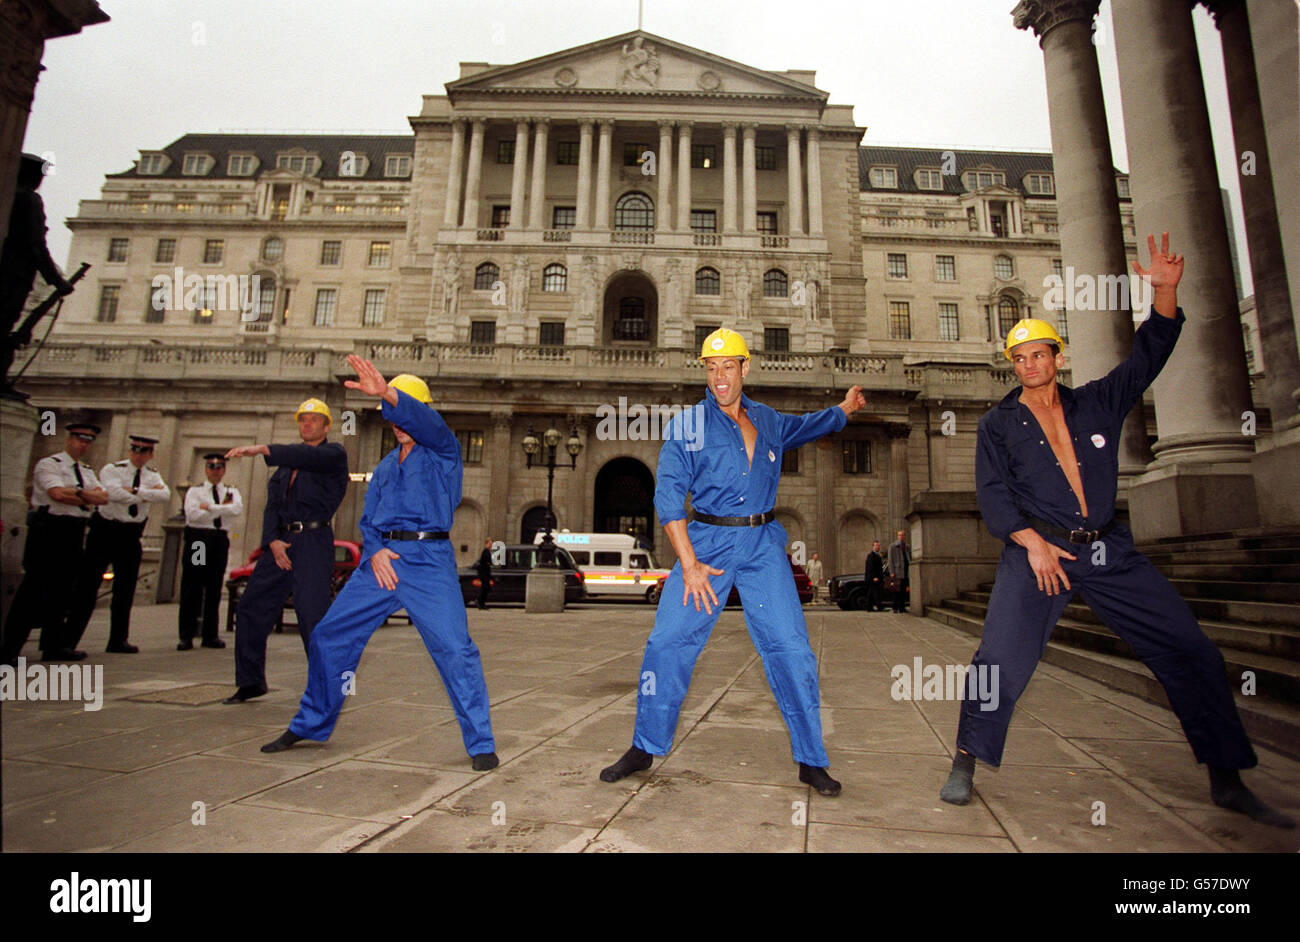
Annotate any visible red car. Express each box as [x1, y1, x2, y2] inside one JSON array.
[[224, 539, 362, 632], [725, 555, 814, 607]]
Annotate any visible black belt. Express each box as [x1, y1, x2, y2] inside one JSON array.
[[692, 511, 774, 527], [185, 525, 228, 536], [94, 517, 145, 530], [381, 530, 449, 541], [1024, 514, 1117, 545], [30, 508, 88, 527], [280, 521, 328, 534]]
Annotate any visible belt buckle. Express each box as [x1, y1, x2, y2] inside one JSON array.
[[1068, 528, 1096, 544], [286, 522, 304, 534]]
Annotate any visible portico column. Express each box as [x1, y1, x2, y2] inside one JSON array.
[[887, 425, 911, 538], [487, 413, 512, 542], [741, 123, 758, 234], [656, 121, 674, 232], [786, 126, 804, 237], [1111, 0, 1258, 537], [805, 126, 824, 237], [722, 122, 738, 233], [443, 118, 466, 227], [528, 118, 549, 230], [594, 118, 613, 230], [509, 118, 530, 230], [1012, 0, 1151, 477], [676, 122, 693, 231], [460, 118, 485, 229], [576, 119, 594, 230]]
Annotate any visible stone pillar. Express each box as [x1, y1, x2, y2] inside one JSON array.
[[0, 401, 39, 624], [815, 437, 836, 575], [676, 122, 693, 231], [460, 118, 485, 229], [528, 118, 549, 230], [1012, 0, 1152, 478], [594, 119, 613, 230], [786, 126, 804, 237], [443, 118, 466, 227], [509, 118, 529, 230], [1111, 0, 1259, 538], [656, 121, 674, 232], [722, 122, 738, 233], [887, 425, 911, 534], [741, 124, 758, 234], [487, 413, 512, 541], [575, 119, 594, 230], [805, 127, 824, 237]]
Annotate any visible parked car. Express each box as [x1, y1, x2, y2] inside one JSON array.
[[224, 539, 362, 632], [827, 571, 904, 611], [724, 555, 814, 607], [459, 544, 586, 605]]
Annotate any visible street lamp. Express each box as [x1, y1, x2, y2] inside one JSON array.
[[522, 420, 582, 567]]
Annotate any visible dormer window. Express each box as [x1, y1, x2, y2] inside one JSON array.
[[137, 153, 167, 175], [962, 169, 1006, 190], [182, 154, 213, 176], [276, 153, 319, 175], [869, 167, 897, 189], [384, 155, 412, 177], [1025, 173, 1054, 195], [338, 152, 370, 177], [228, 154, 257, 176], [915, 168, 944, 191]]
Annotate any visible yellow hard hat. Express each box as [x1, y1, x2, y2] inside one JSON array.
[[295, 397, 332, 423], [1004, 319, 1065, 360], [699, 327, 750, 361], [389, 373, 433, 404]]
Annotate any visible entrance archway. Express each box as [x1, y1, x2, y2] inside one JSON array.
[[593, 457, 656, 549], [603, 271, 658, 345], [520, 506, 551, 544]]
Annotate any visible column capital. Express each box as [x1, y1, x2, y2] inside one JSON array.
[[720, 121, 739, 132], [787, 124, 806, 136], [448, 116, 468, 128], [677, 120, 695, 131], [514, 117, 532, 129], [597, 117, 616, 128], [578, 118, 596, 130], [740, 122, 759, 131], [1011, 0, 1101, 42], [532, 116, 551, 128], [806, 126, 821, 140], [657, 120, 676, 133], [467, 116, 488, 129]]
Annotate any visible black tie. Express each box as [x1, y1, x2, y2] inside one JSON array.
[[129, 468, 141, 517], [212, 485, 222, 529], [72, 462, 88, 512]]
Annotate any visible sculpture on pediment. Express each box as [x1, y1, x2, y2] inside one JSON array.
[[508, 255, 530, 315], [442, 248, 462, 319], [734, 264, 752, 320], [620, 37, 660, 88]]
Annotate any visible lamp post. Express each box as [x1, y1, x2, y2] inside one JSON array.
[[522, 421, 582, 569]]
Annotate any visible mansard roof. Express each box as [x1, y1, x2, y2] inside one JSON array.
[[859, 145, 1061, 196], [107, 133, 415, 181]]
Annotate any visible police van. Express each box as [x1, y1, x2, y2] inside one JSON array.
[[532, 531, 670, 602]]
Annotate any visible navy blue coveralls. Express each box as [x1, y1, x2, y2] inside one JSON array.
[[957, 308, 1256, 770], [285, 391, 495, 756], [633, 388, 846, 768], [233, 437, 349, 688]]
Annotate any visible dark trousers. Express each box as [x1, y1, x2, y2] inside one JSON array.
[[864, 577, 883, 611], [179, 527, 229, 642], [476, 571, 491, 608], [891, 576, 909, 612], [233, 529, 334, 687], [2, 514, 88, 659], [65, 516, 144, 648]]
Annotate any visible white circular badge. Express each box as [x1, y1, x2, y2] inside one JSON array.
[[710, 337, 724, 351], [1091, 433, 1106, 448], [1013, 326, 1029, 341]]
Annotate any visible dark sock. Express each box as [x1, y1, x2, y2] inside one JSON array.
[[940, 750, 976, 805], [599, 746, 653, 782], [260, 730, 303, 753], [799, 763, 841, 797], [1209, 766, 1296, 829], [471, 752, 499, 772]]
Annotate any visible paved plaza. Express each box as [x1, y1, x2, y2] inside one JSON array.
[[2, 599, 1296, 853]]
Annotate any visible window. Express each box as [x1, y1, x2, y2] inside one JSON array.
[[539, 321, 566, 346], [963, 170, 1006, 189], [552, 207, 575, 229], [1052, 258, 1063, 278], [623, 143, 649, 167], [1116, 176, 1130, 198], [1057, 310, 1069, 343], [108, 238, 129, 263], [690, 210, 716, 233], [755, 146, 776, 171], [384, 155, 411, 177], [228, 154, 256, 176], [313, 289, 337, 326], [363, 289, 386, 326], [474, 262, 499, 290], [154, 238, 176, 264], [276, 153, 318, 175], [764, 327, 790, 352], [137, 153, 165, 175], [594, 551, 622, 566], [470, 320, 496, 344], [456, 429, 485, 464], [782, 448, 799, 473], [338, 153, 367, 177], [368, 241, 391, 268], [270, 183, 291, 220], [695, 267, 720, 296], [497, 140, 514, 164], [998, 297, 1019, 337], [542, 263, 567, 292], [491, 205, 510, 228], [614, 192, 654, 230], [887, 253, 908, 279], [256, 278, 275, 322], [695, 324, 719, 350], [763, 269, 788, 298], [182, 154, 211, 176], [842, 440, 872, 474], [994, 255, 1014, 280], [262, 237, 283, 262], [870, 167, 897, 188], [144, 293, 165, 324], [1025, 173, 1054, 195], [756, 212, 777, 235], [916, 168, 944, 190], [889, 301, 911, 340], [690, 144, 715, 169], [203, 240, 224, 265], [320, 241, 341, 266], [935, 255, 955, 281], [96, 285, 120, 322], [332, 198, 354, 215], [939, 303, 960, 341], [556, 141, 579, 165], [613, 298, 648, 341]]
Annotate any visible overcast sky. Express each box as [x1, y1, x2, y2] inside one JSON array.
[[25, 0, 1252, 293]]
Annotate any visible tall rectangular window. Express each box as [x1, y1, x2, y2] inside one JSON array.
[[556, 141, 578, 165], [539, 321, 566, 346], [623, 143, 649, 167], [154, 238, 176, 264], [456, 429, 485, 465], [362, 289, 386, 326], [935, 255, 955, 281], [552, 206, 575, 229], [939, 303, 960, 341], [203, 240, 224, 264], [764, 327, 790, 352], [690, 144, 715, 169], [108, 238, 129, 263], [497, 140, 514, 164], [97, 286, 120, 322], [367, 241, 391, 268], [313, 288, 337, 326], [320, 241, 341, 266], [756, 212, 777, 234], [491, 205, 510, 228], [887, 253, 908, 279], [470, 320, 496, 344], [842, 440, 872, 474], [755, 146, 776, 171], [889, 301, 911, 340], [144, 294, 165, 324], [695, 324, 719, 350], [690, 210, 717, 233]]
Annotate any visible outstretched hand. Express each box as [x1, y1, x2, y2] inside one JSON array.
[[840, 385, 866, 417], [345, 355, 390, 398], [1132, 231, 1184, 290]]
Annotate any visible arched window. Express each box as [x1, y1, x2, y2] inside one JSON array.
[[474, 262, 499, 290], [763, 268, 788, 298], [262, 236, 283, 262], [614, 192, 654, 230], [542, 263, 567, 292], [998, 296, 1019, 337], [614, 297, 648, 341], [695, 267, 720, 296]]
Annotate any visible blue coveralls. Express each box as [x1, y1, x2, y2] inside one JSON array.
[[633, 388, 846, 768], [286, 391, 495, 756], [233, 437, 349, 687], [957, 308, 1256, 770]]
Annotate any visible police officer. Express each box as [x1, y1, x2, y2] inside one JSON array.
[[939, 234, 1293, 829], [178, 453, 243, 650], [600, 328, 866, 796], [261, 358, 497, 771], [63, 434, 171, 654], [1, 422, 107, 664], [221, 398, 349, 703]]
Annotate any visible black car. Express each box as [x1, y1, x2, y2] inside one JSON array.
[[458, 544, 586, 605], [827, 572, 881, 611]]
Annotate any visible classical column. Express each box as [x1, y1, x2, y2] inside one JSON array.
[[722, 122, 738, 233], [594, 119, 613, 230], [528, 118, 549, 230], [487, 413, 513, 542], [575, 119, 594, 230], [816, 437, 837, 575], [741, 124, 758, 234], [1012, 0, 1151, 477], [1111, 0, 1258, 537], [509, 118, 530, 230], [805, 126, 824, 237], [443, 118, 466, 227], [656, 121, 674, 232], [786, 126, 804, 237], [676, 122, 693, 231], [460, 118, 486, 229], [887, 425, 911, 536]]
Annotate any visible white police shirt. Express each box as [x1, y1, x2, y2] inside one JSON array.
[[98, 460, 172, 523], [30, 452, 102, 518], [184, 483, 243, 531]]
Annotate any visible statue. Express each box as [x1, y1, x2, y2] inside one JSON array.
[[662, 258, 681, 324], [620, 37, 660, 88], [442, 248, 461, 319], [580, 256, 600, 321], [735, 264, 752, 321], [802, 263, 821, 322], [508, 255, 530, 315]]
